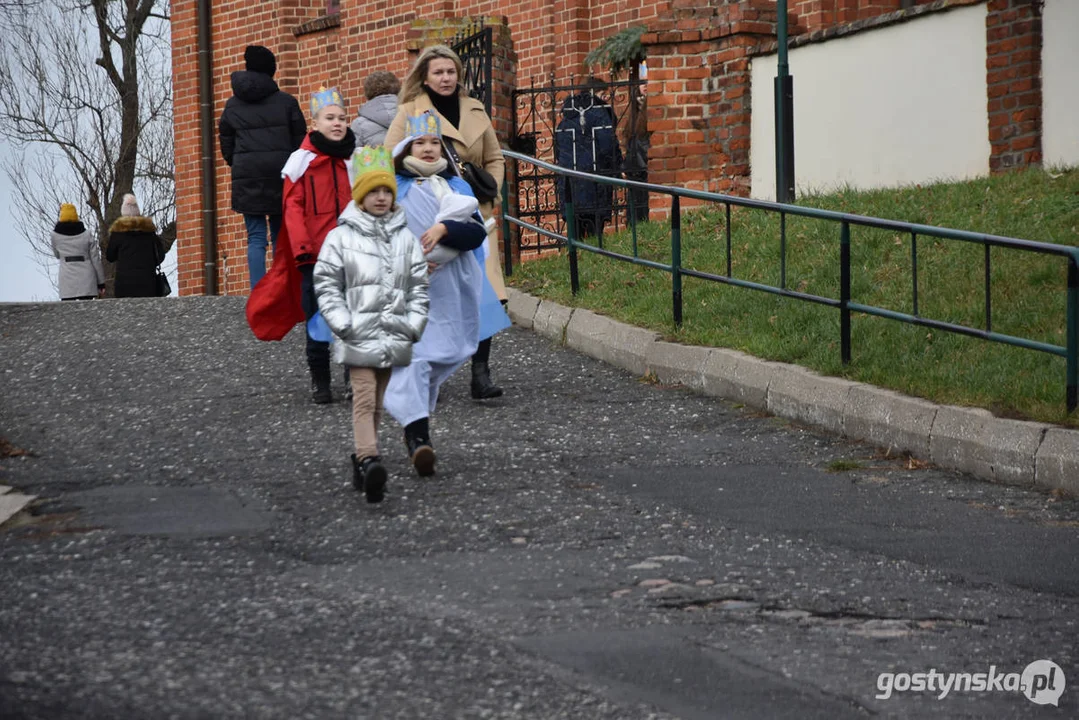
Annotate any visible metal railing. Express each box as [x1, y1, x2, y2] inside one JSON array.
[[499, 150, 1079, 412]]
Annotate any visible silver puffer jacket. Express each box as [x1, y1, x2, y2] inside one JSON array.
[[313, 203, 428, 368]]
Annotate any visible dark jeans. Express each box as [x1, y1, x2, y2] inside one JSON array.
[[299, 264, 330, 381], [244, 213, 282, 289]]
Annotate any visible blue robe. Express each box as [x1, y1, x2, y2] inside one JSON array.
[[383, 174, 494, 427]]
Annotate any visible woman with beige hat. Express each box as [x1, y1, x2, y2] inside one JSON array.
[[105, 193, 164, 298]]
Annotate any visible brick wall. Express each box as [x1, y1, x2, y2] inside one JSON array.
[[172, 0, 1041, 294], [986, 0, 1042, 172], [644, 0, 778, 200]]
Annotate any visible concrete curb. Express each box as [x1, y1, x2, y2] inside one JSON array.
[[1036, 430, 1079, 495], [843, 386, 938, 460], [505, 288, 1079, 494], [531, 300, 574, 343], [930, 408, 1049, 487], [700, 348, 776, 409], [767, 365, 857, 437], [565, 309, 660, 377]]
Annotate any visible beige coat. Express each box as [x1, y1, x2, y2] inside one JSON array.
[[386, 92, 507, 300]]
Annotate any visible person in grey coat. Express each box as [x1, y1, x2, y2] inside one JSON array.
[[350, 71, 401, 149], [51, 203, 105, 300]]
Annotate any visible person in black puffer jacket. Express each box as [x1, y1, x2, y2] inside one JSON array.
[[218, 45, 306, 289], [105, 194, 164, 298]]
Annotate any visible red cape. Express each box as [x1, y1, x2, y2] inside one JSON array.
[[245, 218, 304, 341]]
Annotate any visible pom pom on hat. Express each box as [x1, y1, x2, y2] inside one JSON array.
[[351, 146, 397, 205], [120, 193, 141, 217], [244, 45, 276, 77], [58, 203, 79, 223]]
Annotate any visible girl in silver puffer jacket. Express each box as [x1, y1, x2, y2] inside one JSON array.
[[313, 145, 429, 503]]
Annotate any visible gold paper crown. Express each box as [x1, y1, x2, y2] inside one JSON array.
[[310, 85, 345, 116], [406, 110, 441, 139]]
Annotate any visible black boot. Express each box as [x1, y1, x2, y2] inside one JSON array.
[[360, 456, 387, 503], [311, 371, 332, 404], [403, 418, 436, 477], [470, 361, 503, 400], [350, 454, 364, 491]]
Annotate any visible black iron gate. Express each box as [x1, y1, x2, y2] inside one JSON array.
[[451, 24, 493, 116], [510, 75, 648, 255]]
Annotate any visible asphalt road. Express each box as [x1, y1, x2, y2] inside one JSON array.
[[1, 297, 1076, 719]]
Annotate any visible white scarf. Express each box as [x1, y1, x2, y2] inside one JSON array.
[[403, 155, 449, 181]]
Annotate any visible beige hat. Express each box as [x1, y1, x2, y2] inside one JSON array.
[[120, 193, 140, 217]]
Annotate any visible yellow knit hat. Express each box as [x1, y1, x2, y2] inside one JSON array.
[[59, 203, 79, 223], [351, 145, 397, 205]]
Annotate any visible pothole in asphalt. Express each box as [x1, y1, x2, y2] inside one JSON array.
[[656, 596, 986, 636]]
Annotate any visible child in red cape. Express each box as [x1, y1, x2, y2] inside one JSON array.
[[246, 86, 355, 403]]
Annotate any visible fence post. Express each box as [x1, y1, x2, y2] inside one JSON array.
[[671, 195, 683, 326], [1068, 254, 1078, 412], [840, 221, 851, 365], [565, 182, 579, 296]]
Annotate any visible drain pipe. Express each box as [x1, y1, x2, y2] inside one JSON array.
[[196, 0, 219, 294]]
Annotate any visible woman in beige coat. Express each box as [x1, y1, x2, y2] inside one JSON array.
[[385, 44, 508, 400]]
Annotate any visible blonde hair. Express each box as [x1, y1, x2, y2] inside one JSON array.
[[399, 45, 465, 103]]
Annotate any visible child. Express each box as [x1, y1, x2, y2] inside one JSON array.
[[313, 146, 429, 503], [382, 110, 509, 476], [245, 86, 355, 403]]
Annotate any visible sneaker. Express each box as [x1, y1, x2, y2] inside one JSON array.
[[360, 456, 387, 503]]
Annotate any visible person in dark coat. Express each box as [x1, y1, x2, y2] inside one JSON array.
[[105, 194, 163, 298], [218, 45, 307, 289], [623, 91, 651, 224], [554, 83, 623, 239]]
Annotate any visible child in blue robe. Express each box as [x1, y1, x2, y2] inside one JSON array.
[[382, 110, 510, 476]]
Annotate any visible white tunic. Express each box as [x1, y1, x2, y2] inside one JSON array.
[[382, 175, 484, 427]]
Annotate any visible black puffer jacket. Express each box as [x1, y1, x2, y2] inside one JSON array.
[[106, 216, 163, 298], [219, 71, 307, 215]]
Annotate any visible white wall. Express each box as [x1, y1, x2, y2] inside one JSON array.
[[750, 4, 989, 200], [1042, 0, 1079, 168]]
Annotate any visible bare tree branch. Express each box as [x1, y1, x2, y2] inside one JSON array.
[[0, 0, 173, 296]]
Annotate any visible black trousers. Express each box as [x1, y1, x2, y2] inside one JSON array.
[[299, 264, 330, 381]]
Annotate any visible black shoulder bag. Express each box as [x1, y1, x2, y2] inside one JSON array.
[[443, 140, 498, 203]]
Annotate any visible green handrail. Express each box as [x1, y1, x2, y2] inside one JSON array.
[[498, 150, 1079, 412]]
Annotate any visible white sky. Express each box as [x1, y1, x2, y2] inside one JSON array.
[[0, 138, 56, 302]]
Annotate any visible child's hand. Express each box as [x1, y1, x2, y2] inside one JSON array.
[[426, 260, 439, 274], [420, 223, 448, 253]]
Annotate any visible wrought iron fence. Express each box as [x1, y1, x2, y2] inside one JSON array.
[[499, 151, 1079, 412], [451, 24, 493, 117], [510, 75, 648, 255]]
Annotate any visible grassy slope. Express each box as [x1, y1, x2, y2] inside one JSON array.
[[508, 167, 1079, 425]]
